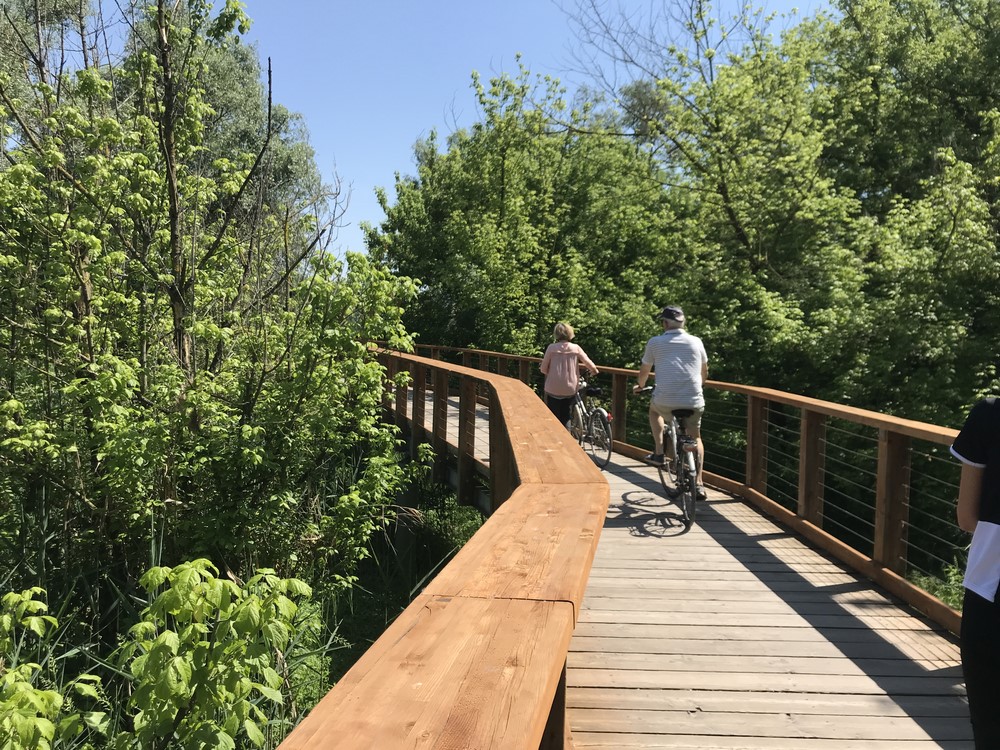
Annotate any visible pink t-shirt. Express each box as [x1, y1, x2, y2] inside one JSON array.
[[540, 342, 597, 397]]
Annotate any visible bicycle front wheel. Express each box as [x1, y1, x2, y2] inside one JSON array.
[[567, 402, 585, 443], [586, 409, 613, 468]]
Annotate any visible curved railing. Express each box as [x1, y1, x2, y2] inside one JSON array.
[[413, 344, 963, 635], [278, 349, 609, 749], [281, 342, 965, 749]]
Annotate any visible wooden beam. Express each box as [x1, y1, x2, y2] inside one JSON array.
[[746, 395, 768, 495], [611, 373, 627, 443], [874, 429, 912, 575], [458, 375, 478, 505], [410, 363, 426, 459], [277, 596, 576, 750], [797, 409, 826, 527], [432, 368, 449, 483]]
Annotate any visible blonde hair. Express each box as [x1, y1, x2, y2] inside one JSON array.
[[553, 322, 574, 341]]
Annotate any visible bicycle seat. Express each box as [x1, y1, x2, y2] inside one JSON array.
[[673, 409, 695, 419]]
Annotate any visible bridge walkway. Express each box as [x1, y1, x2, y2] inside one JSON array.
[[404, 387, 971, 747], [568, 454, 969, 748]]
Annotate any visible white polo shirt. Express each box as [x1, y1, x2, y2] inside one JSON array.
[[642, 330, 708, 409]]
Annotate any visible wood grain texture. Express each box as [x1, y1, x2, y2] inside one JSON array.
[[280, 596, 575, 749]]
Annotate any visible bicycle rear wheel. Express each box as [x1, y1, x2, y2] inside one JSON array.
[[586, 409, 613, 468]]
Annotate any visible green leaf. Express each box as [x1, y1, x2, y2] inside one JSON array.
[[244, 718, 265, 747]]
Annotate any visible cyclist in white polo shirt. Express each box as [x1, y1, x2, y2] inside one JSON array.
[[632, 305, 709, 497]]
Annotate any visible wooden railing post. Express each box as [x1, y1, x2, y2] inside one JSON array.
[[394, 361, 408, 429], [382, 353, 397, 419], [519, 358, 532, 385], [433, 369, 449, 483], [411, 363, 427, 459], [797, 409, 826, 526], [746, 395, 768, 494], [489, 388, 517, 513], [538, 664, 570, 750], [874, 429, 912, 575], [611, 373, 627, 443], [457, 375, 478, 506]]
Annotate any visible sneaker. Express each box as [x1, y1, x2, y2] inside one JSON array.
[[696, 485, 707, 500], [644, 452, 664, 464]]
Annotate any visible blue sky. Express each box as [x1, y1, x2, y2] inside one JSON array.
[[239, 1, 825, 255]]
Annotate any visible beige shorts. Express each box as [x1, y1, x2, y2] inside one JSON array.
[[650, 403, 703, 439]]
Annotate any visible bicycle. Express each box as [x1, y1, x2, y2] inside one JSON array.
[[567, 379, 613, 469], [636, 387, 700, 527]]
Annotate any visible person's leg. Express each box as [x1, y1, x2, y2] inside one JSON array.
[[546, 394, 571, 428], [686, 408, 706, 486], [648, 403, 665, 455], [961, 588, 1000, 748]]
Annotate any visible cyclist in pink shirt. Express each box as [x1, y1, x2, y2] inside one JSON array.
[[540, 322, 599, 429]]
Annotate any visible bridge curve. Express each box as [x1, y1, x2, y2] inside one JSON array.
[[281, 345, 971, 748]]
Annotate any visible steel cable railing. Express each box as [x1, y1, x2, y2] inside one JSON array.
[[410, 344, 965, 634]]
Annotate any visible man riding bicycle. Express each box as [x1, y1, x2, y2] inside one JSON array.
[[632, 305, 709, 499]]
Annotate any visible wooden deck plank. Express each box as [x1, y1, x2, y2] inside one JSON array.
[[569, 454, 972, 746], [570, 709, 970, 741], [572, 732, 970, 749]]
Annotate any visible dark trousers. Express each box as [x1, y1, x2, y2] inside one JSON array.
[[962, 588, 1000, 748], [545, 393, 573, 428]]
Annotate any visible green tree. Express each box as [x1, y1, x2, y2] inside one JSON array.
[[0, 0, 415, 654], [367, 63, 672, 363]]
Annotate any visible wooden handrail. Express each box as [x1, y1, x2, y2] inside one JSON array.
[[413, 344, 963, 635], [278, 350, 609, 749]]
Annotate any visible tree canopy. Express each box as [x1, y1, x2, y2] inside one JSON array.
[[368, 0, 1000, 423]]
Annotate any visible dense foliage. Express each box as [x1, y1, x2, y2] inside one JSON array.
[[368, 0, 1000, 425], [1, 1, 416, 746]]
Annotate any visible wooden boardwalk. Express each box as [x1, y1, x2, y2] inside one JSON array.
[[407, 390, 971, 747], [569, 455, 970, 749]]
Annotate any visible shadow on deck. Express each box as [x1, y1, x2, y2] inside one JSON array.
[[568, 455, 970, 749]]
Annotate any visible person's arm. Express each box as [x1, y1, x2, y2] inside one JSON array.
[[540, 347, 551, 375], [577, 347, 599, 376], [952, 398, 994, 533], [633, 362, 653, 392], [957, 463, 984, 533], [700, 340, 709, 385]]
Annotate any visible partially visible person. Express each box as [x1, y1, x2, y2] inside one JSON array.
[[540, 322, 599, 429], [951, 397, 1000, 749], [632, 305, 709, 496]]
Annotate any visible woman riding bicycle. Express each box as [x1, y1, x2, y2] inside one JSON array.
[[540, 322, 599, 429]]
